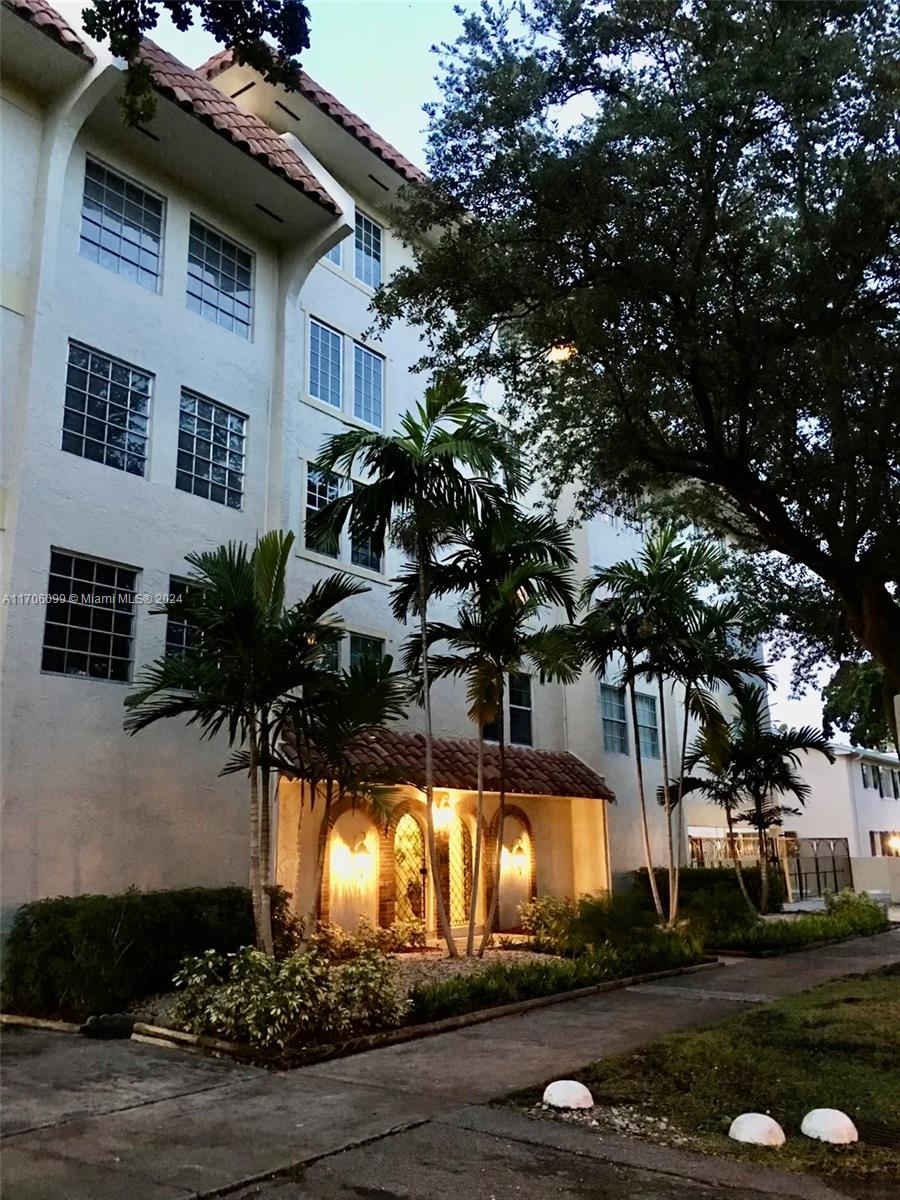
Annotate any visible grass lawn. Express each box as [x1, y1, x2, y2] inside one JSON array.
[[518, 964, 900, 1189]]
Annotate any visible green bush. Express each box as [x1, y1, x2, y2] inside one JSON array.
[[0, 885, 297, 1021], [712, 889, 889, 953], [518, 895, 579, 953], [519, 891, 658, 956], [173, 946, 408, 1051], [305, 917, 427, 962], [634, 866, 785, 916], [408, 931, 703, 1023]]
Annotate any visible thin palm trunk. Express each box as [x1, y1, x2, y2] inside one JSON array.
[[292, 778, 309, 919], [725, 803, 757, 915], [480, 687, 506, 956], [247, 714, 264, 948], [258, 707, 274, 955], [672, 686, 691, 919], [657, 677, 676, 926], [312, 777, 334, 925], [629, 678, 664, 919], [419, 555, 458, 957], [755, 798, 770, 914], [467, 730, 485, 956]]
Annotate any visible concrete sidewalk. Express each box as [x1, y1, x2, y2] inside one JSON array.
[[2, 929, 897, 1200]]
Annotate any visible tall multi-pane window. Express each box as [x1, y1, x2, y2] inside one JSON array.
[[350, 530, 381, 572], [349, 633, 384, 669], [80, 159, 163, 290], [62, 343, 151, 476], [309, 319, 342, 408], [305, 468, 340, 557], [165, 576, 200, 658], [324, 242, 342, 266], [186, 217, 253, 338], [600, 684, 629, 754], [635, 693, 660, 759], [508, 673, 533, 746], [354, 343, 384, 426], [861, 763, 871, 789], [176, 390, 245, 508], [41, 551, 136, 681], [354, 211, 382, 288]]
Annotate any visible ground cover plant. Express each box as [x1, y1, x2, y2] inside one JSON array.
[[520, 965, 900, 1186], [710, 890, 890, 955]]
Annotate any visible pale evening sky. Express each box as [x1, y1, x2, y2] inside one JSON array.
[[70, 0, 830, 733]]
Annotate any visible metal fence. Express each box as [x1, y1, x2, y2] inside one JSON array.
[[688, 834, 852, 900]]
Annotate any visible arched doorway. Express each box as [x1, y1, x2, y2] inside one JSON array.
[[394, 812, 426, 923], [328, 810, 379, 931], [438, 816, 473, 928], [499, 816, 533, 929]]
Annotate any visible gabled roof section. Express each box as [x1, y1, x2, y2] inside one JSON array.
[[349, 729, 615, 802], [3, 0, 95, 61], [139, 40, 340, 215], [198, 48, 426, 186]]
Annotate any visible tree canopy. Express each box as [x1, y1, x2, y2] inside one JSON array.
[[377, 0, 900, 693], [822, 657, 898, 754], [82, 0, 310, 124]]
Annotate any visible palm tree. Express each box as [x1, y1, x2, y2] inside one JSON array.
[[124, 532, 367, 952], [400, 508, 578, 954], [682, 686, 834, 913], [309, 373, 522, 954], [275, 654, 410, 925]]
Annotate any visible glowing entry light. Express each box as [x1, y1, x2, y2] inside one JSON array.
[[331, 836, 372, 885], [510, 837, 528, 876], [352, 837, 371, 884], [433, 797, 456, 831], [546, 342, 577, 364], [887, 834, 900, 853]]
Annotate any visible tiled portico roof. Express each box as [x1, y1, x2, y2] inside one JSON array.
[[138, 40, 341, 215], [3, 0, 95, 61], [350, 728, 614, 802], [198, 48, 426, 185]]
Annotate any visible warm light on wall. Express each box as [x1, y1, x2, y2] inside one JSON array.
[[501, 837, 529, 877], [887, 834, 900, 853], [352, 837, 371, 884], [546, 342, 577, 364], [433, 796, 456, 831], [331, 836, 373, 885]]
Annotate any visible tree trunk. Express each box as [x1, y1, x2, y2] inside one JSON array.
[[312, 778, 333, 927], [672, 686, 691, 920], [630, 679, 664, 919], [480, 687, 506, 956], [467, 729, 485, 957], [725, 804, 757, 915], [257, 707, 274, 955], [756, 804, 770, 915], [247, 715, 264, 949], [419, 554, 458, 957], [292, 779, 308, 919], [657, 678, 676, 926]]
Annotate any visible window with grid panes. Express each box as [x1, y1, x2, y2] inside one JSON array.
[[305, 468, 340, 557], [41, 551, 136, 681], [324, 242, 342, 266], [319, 639, 340, 673], [80, 159, 163, 290], [600, 684, 629, 754], [309, 318, 342, 408], [62, 343, 150, 476], [176, 390, 245, 508], [354, 211, 382, 287], [354, 343, 383, 426], [165, 576, 201, 658], [186, 217, 253, 338], [349, 634, 384, 669], [508, 673, 533, 745], [349, 483, 382, 571], [635, 692, 660, 759]]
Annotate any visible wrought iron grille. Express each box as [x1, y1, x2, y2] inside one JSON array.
[[438, 818, 473, 927], [394, 814, 425, 921]]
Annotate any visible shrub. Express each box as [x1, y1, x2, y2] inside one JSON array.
[[518, 895, 578, 953], [172, 946, 407, 1051], [634, 866, 785, 916], [306, 917, 427, 961], [519, 891, 657, 956], [712, 889, 889, 953], [0, 885, 297, 1021], [408, 931, 703, 1023]]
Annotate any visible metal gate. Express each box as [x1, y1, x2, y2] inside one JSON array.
[[781, 837, 852, 900], [394, 813, 426, 921], [438, 818, 473, 927]]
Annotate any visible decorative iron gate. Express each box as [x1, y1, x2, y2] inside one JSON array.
[[394, 813, 426, 921], [781, 837, 852, 900], [438, 818, 473, 927]]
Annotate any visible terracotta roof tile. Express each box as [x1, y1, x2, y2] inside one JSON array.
[[198, 48, 426, 186], [349, 729, 614, 802], [138, 40, 340, 215], [3, 0, 95, 61]]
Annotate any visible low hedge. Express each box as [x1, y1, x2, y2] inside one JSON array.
[[712, 890, 889, 954], [408, 932, 703, 1024], [634, 866, 785, 917], [1, 885, 296, 1021]]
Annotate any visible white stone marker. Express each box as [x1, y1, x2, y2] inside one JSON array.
[[728, 1113, 786, 1146], [542, 1080, 594, 1109], [801, 1109, 858, 1144]]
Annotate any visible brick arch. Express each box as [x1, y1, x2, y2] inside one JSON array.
[[318, 795, 392, 927], [485, 804, 538, 931], [380, 795, 428, 928]]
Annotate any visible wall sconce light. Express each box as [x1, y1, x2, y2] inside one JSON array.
[[510, 837, 528, 876], [887, 834, 900, 854], [352, 836, 371, 883], [433, 796, 455, 831], [546, 342, 577, 364]]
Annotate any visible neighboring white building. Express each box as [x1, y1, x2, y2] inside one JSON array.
[[0, 1, 709, 933]]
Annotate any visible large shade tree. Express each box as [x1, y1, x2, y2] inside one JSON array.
[[377, 0, 900, 699]]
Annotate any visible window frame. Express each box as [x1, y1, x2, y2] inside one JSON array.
[[508, 672, 533, 747], [600, 683, 629, 755], [635, 691, 661, 760], [41, 548, 138, 683], [300, 462, 384, 577], [348, 633, 385, 670], [164, 575, 201, 659], [186, 215, 254, 340], [175, 388, 246, 510], [62, 341, 152, 478], [79, 156, 165, 292], [354, 209, 383, 289], [304, 466, 341, 559], [308, 317, 344, 410], [353, 341, 385, 428]]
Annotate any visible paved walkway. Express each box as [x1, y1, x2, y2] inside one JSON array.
[[2, 930, 897, 1200]]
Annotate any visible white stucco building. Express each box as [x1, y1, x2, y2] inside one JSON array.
[[1, 1, 704, 934]]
